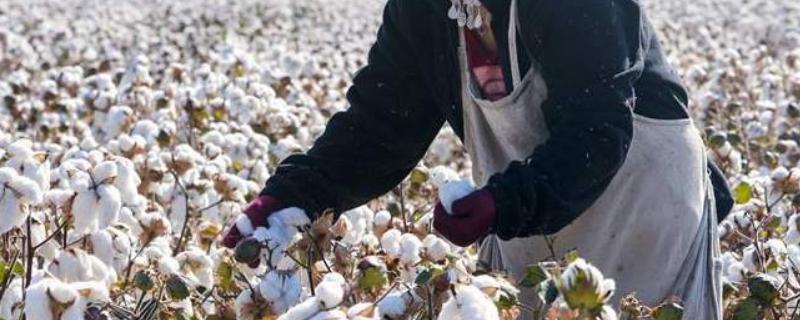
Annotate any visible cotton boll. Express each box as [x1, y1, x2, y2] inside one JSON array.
[[278, 297, 321, 320], [25, 277, 78, 320], [439, 181, 475, 213], [399, 233, 422, 264], [31, 217, 59, 260], [423, 234, 451, 262], [429, 166, 460, 187], [170, 192, 188, 233], [72, 187, 100, 235], [0, 278, 22, 319], [315, 273, 346, 309], [438, 285, 499, 320], [114, 157, 140, 199], [377, 291, 410, 318], [258, 270, 304, 314], [45, 189, 76, 208], [235, 289, 258, 320], [90, 230, 115, 266], [373, 210, 391, 228], [8, 174, 44, 204], [22, 156, 50, 192], [96, 184, 121, 229], [92, 161, 119, 183], [381, 229, 402, 257], [159, 256, 181, 275], [273, 207, 311, 228], [0, 192, 22, 235]]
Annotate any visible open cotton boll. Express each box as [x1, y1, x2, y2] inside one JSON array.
[[31, 217, 59, 260], [45, 188, 76, 208], [429, 166, 460, 188], [72, 187, 100, 235], [399, 233, 422, 264], [373, 210, 391, 228], [25, 277, 79, 320], [114, 157, 140, 200], [423, 234, 451, 262], [279, 297, 321, 320], [0, 278, 22, 319], [90, 230, 115, 266], [273, 207, 311, 228], [96, 184, 121, 229], [92, 161, 119, 183], [7, 174, 44, 204], [316, 273, 346, 309], [438, 285, 500, 320], [381, 229, 402, 257], [377, 291, 411, 318], [258, 270, 304, 313], [439, 181, 475, 213], [0, 190, 22, 235], [159, 256, 181, 275], [22, 156, 50, 192]]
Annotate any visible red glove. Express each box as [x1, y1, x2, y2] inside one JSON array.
[[433, 189, 496, 247], [222, 195, 283, 249]]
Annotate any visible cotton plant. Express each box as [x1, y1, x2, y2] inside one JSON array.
[[71, 160, 123, 236]]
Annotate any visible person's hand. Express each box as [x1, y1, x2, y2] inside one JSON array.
[[433, 189, 496, 247], [222, 195, 283, 249]]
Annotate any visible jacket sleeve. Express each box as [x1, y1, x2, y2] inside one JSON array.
[[486, 0, 640, 239], [260, 0, 444, 219]]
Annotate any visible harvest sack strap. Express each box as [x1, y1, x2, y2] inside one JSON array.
[[458, 0, 722, 318]]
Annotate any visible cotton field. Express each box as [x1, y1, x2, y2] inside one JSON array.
[[0, 0, 799, 319]]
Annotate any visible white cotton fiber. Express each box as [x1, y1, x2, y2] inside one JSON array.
[[0, 194, 22, 235], [377, 291, 409, 317], [380, 229, 402, 257], [0, 279, 22, 319], [278, 297, 321, 320], [423, 234, 451, 262], [96, 184, 121, 229], [72, 188, 99, 235], [45, 189, 76, 207], [274, 207, 311, 227], [92, 161, 119, 183], [8, 175, 43, 204], [399, 233, 422, 264], [429, 166, 460, 187], [438, 285, 499, 320], [315, 273, 346, 309], [439, 181, 475, 213], [373, 210, 391, 228]]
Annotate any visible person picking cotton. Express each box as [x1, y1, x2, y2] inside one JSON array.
[[222, 0, 735, 318]]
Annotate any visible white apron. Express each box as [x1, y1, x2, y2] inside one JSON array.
[[457, 0, 723, 318]]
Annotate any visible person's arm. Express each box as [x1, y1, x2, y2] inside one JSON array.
[[486, 0, 641, 239], [260, 0, 444, 219]]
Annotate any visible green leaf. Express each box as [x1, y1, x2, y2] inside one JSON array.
[[415, 267, 443, 286], [519, 265, 548, 288], [652, 302, 684, 320], [733, 182, 753, 204], [732, 297, 762, 320], [11, 262, 24, 277], [0, 261, 7, 284], [748, 274, 779, 305], [358, 267, 387, 291], [564, 250, 580, 264], [216, 261, 235, 292], [134, 271, 155, 292], [166, 275, 191, 300]]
